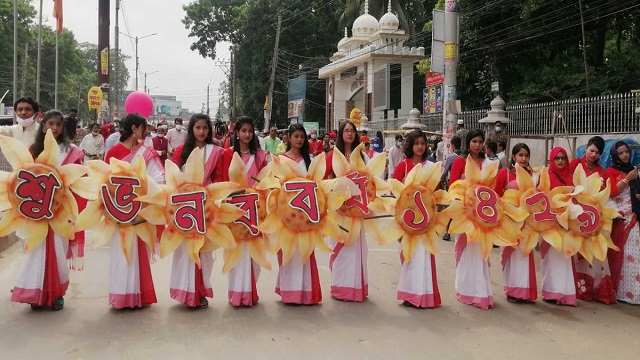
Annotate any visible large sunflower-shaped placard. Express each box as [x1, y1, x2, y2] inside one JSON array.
[[370, 162, 450, 262], [258, 153, 350, 265], [502, 165, 576, 256], [446, 157, 528, 258], [555, 164, 618, 263], [138, 148, 242, 266], [77, 156, 157, 262], [222, 153, 272, 272], [0, 130, 96, 250], [330, 143, 389, 244]]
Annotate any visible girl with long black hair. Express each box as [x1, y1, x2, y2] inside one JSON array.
[[168, 114, 225, 309], [220, 116, 268, 307], [273, 124, 322, 304], [11, 111, 85, 311], [448, 129, 497, 310], [103, 114, 165, 310]]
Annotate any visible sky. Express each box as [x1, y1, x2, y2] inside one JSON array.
[[35, 0, 230, 112]]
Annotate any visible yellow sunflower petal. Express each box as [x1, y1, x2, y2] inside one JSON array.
[[187, 237, 206, 266], [135, 223, 157, 251], [139, 205, 167, 225], [24, 221, 50, 252], [515, 164, 534, 191], [308, 152, 327, 182], [0, 134, 33, 168], [541, 229, 563, 252], [90, 221, 117, 248], [60, 163, 87, 185], [366, 152, 387, 178], [164, 159, 182, 188], [36, 130, 60, 166], [331, 147, 350, 178], [0, 211, 21, 237], [206, 224, 236, 249], [49, 210, 75, 240], [279, 229, 297, 264], [350, 143, 367, 172], [248, 239, 272, 270], [424, 162, 443, 191], [229, 152, 248, 186], [562, 232, 581, 257], [401, 235, 415, 263], [183, 147, 205, 184], [223, 246, 244, 273], [160, 230, 183, 258], [70, 177, 99, 201], [214, 203, 243, 224], [297, 231, 315, 263], [449, 216, 475, 235]]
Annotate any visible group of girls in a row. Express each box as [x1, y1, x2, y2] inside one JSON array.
[[448, 130, 639, 309], [6, 108, 639, 312]]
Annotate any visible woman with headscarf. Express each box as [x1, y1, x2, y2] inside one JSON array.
[[571, 136, 616, 304], [540, 147, 577, 306], [605, 141, 640, 304]]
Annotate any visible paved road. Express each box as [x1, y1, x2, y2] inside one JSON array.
[[0, 236, 638, 360]]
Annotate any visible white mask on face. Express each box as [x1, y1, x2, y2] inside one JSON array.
[[17, 116, 35, 128]]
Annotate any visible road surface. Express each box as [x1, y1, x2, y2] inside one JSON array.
[[0, 236, 638, 360]]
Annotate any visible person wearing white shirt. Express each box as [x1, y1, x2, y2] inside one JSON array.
[[104, 123, 121, 156], [166, 118, 187, 156], [0, 97, 41, 147], [387, 134, 406, 179], [79, 123, 105, 160]]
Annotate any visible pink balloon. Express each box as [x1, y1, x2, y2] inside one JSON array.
[[124, 91, 154, 118]]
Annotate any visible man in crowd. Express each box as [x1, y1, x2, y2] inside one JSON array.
[[0, 97, 41, 147], [264, 126, 282, 155], [79, 123, 105, 161], [387, 134, 405, 179], [441, 135, 462, 189], [104, 120, 121, 155], [167, 118, 187, 156], [310, 132, 324, 156], [455, 119, 469, 154], [152, 125, 169, 163], [276, 132, 288, 155], [485, 139, 499, 161]]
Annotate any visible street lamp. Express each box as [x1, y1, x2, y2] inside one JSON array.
[[144, 70, 159, 93], [120, 32, 159, 91]]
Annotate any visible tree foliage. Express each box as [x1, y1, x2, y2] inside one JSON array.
[[0, 0, 130, 122], [184, 0, 640, 124]]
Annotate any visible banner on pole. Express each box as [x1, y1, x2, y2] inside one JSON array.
[[88, 86, 103, 110]]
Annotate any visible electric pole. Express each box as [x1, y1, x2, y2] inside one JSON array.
[[12, 0, 18, 107], [442, 0, 459, 154], [36, 0, 42, 103], [20, 43, 28, 97], [114, 0, 120, 116], [264, 14, 282, 131], [578, 0, 590, 96], [207, 84, 210, 116], [230, 46, 237, 121]]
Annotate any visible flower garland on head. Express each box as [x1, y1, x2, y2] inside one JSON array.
[[77, 156, 158, 262], [257, 152, 351, 265], [0, 130, 96, 249], [446, 157, 528, 258], [137, 147, 242, 267]]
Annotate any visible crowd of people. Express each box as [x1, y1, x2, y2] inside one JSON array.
[[2, 96, 639, 313]]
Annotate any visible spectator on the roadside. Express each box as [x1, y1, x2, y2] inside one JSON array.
[[79, 123, 105, 161]]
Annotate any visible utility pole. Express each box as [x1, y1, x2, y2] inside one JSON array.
[[114, 0, 120, 116], [54, 31, 59, 109], [98, 0, 110, 121], [442, 0, 459, 154], [578, 0, 590, 96], [230, 46, 237, 120], [264, 14, 282, 131], [36, 0, 43, 103], [135, 36, 139, 90], [12, 0, 18, 107], [20, 43, 28, 97], [207, 84, 210, 116]]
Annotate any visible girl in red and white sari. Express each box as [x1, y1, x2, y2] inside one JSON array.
[[104, 114, 165, 309], [570, 136, 616, 304], [324, 120, 368, 302], [605, 141, 640, 304], [449, 129, 496, 310], [495, 143, 538, 304], [169, 114, 225, 308], [392, 130, 441, 309], [11, 111, 85, 310], [541, 146, 577, 306], [220, 116, 268, 307], [275, 124, 322, 305]]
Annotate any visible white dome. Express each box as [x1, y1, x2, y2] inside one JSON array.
[[337, 27, 350, 51], [352, 0, 379, 38], [379, 1, 399, 31]]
